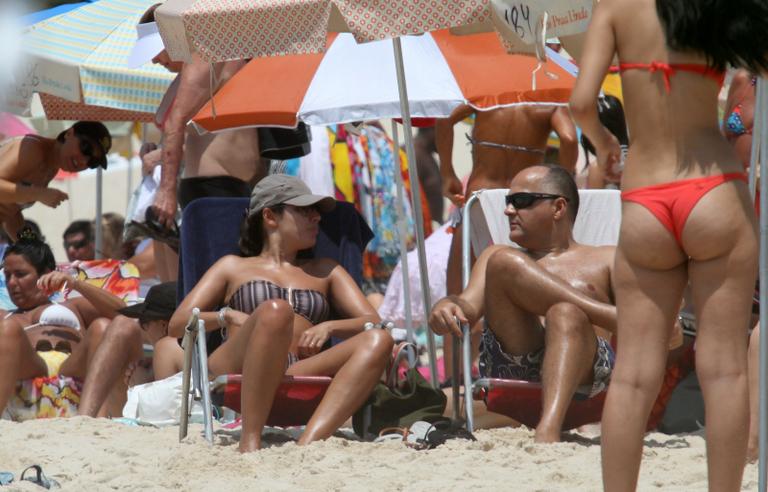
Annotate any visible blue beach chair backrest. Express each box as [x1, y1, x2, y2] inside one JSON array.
[[178, 197, 373, 299]]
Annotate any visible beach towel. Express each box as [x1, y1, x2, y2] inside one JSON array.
[[2, 376, 82, 421]]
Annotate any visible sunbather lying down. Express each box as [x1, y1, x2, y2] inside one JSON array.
[[0, 229, 127, 415], [169, 174, 394, 453], [429, 165, 617, 443]]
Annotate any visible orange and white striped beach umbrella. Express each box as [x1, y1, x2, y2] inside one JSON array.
[[194, 30, 576, 131]]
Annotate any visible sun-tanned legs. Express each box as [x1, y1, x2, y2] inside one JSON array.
[[208, 300, 393, 452], [688, 231, 755, 491], [747, 323, 760, 463], [77, 316, 144, 417], [484, 249, 603, 442], [601, 247, 687, 492], [0, 317, 48, 413], [602, 182, 757, 492]]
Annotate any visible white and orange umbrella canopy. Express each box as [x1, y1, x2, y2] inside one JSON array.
[[194, 30, 576, 132]]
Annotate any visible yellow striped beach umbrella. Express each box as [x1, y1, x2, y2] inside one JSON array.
[[11, 0, 174, 121]]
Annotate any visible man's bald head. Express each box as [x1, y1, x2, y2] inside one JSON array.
[[512, 165, 579, 223]]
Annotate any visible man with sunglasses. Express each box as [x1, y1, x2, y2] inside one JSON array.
[[429, 165, 616, 443], [0, 121, 111, 240], [62, 220, 95, 262]]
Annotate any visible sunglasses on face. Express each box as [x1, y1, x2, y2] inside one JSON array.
[[505, 192, 568, 209], [63, 238, 89, 250], [77, 138, 102, 169]]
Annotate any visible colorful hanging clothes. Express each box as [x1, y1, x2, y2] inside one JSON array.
[[280, 124, 433, 294], [330, 124, 432, 294]]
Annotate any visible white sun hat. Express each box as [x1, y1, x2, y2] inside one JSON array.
[[127, 21, 165, 68]]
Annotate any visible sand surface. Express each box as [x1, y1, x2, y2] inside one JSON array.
[[0, 418, 758, 491]]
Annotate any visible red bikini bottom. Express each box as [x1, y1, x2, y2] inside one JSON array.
[[621, 173, 747, 246]]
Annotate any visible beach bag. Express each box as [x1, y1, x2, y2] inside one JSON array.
[[353, 343, 448, 436], [123, 372, 202, 426]]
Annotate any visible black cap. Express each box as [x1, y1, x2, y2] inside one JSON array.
[[72, 121, 112, 170], [118, 281, 177, 321]]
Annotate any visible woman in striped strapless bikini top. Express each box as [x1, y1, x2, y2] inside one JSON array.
[[169, 174, 394, 453]]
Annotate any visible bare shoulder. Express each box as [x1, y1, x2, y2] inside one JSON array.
[[303, 257, 341, 278], [211, 254, 246, 276], [587, 245, 616, 270]]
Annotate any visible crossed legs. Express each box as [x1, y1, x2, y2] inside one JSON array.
[[484, 249, 604, 442], [77, 316, 145, 417], [208, 300, 393, 452]]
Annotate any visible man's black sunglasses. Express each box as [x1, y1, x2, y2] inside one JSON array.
[[63, 238, 89, 250], [505, 192, 569, 209]]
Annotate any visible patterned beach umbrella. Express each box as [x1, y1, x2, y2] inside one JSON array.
[[156, 0, 594, 63], [9, 0, 174, 121], [193, 30, 577, 131]]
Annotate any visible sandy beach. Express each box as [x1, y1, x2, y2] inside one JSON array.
[[0, 418, 758, 491]]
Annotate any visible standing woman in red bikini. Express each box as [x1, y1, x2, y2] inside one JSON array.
[[570, 0, 768, 489]]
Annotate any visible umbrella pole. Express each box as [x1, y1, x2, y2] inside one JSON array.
[[758, 76, 767, 492], [94, 167, 103, 259], [749, 79, 763, 200], [391, 36, 439, 388], [390, 120, 415, 344]]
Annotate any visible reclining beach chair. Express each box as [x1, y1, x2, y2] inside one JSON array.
[[177, 197, 373, 443], [453, 189, 622, 432]]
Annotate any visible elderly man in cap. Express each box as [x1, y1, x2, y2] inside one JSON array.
[[78, 282, 186, 417]]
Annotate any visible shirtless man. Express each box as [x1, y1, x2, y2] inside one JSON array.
[[429, 165, 616, 442], [129, 5, 264, 230], [436, 104, 578, 381]]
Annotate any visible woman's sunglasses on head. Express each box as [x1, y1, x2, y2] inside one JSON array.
[[505, 192, 569, 209]]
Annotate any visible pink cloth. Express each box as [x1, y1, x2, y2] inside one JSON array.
[[0, 112, 35, 139]]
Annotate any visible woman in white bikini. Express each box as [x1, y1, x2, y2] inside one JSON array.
[[0, 121, 111, 239], [0, 229, 126, 415]]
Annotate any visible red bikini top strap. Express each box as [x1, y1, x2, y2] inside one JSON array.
[[618, 62, 675, 92], [611, 62, 724, 92]]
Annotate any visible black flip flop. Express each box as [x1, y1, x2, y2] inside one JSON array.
[[20, 465, 59, 489], [133, 207, 180, 251]]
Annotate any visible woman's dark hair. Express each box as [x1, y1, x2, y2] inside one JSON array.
[[238, 205, 284, 257], [3, 227, 56, 275], [581, 95, 629, 156], [656, 0, 768, 73]]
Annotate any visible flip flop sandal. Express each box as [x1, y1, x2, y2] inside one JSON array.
[[0, 472, 13, 486], [373, 427, 409, 443], [143, 208, 180, 250], [20, 465, 60, 489], [422, 422, 477, 449]]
